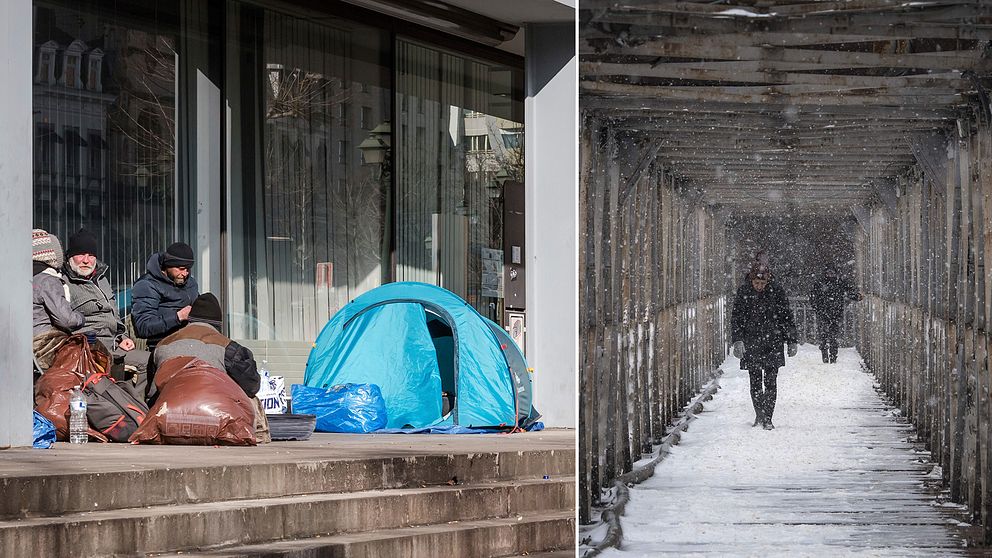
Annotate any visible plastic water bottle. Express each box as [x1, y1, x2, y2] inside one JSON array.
[[69, 387, 88, 444]]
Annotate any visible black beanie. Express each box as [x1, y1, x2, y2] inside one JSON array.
[[188, 293, 223, 327], [65, 228, 100, 259], [161, 242, 195, 268]]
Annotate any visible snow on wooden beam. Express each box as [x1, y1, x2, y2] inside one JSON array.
[[584, 7, 992, 41], [582, 81, 969, 106], [581, 96, 961, 118], [580, 62, 973, 90], [581, 42, 990, 72]]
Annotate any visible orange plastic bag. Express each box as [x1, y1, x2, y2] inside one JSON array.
[[129, 357, 256, 446], [34, 335, 110, 442]]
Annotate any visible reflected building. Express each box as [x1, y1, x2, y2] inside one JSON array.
[[33, 3, 178, 301]]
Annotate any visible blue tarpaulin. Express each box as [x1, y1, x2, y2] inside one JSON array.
[[33, 411, 55, 449], [376, 422, 545, 435]]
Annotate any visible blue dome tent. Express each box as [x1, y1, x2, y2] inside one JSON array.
[[304, 282, 539, 430]]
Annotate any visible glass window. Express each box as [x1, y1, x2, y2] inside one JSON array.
[[395, 40, 523, 321], [33, 0, 179, 317], [360, 106, 372, 130], [231, 10, 391, 341], [64, 127, 82, 178], [64, 54, 80, 88], [35, 123, 58, 172], [36, 48, 54, 84], [87, 131, 103, 175]]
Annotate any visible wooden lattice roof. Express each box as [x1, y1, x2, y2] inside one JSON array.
[[581, 1, 992, 214]]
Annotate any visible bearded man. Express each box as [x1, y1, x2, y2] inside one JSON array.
[[62, 228, 149, 395], [131, 241, 200, 352]]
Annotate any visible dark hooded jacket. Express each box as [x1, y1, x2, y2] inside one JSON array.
[[131, 252, 200, 348], [731, 279, 798, 370], [810, 275, 859, 324], [62, 261, 125, 351]]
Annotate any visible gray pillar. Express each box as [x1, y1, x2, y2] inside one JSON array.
[[0, 0, 36, 447], [196, 70, 222, 295], [525, 22, 577, 428]]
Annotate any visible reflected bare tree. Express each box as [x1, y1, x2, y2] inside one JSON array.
[[108, 31, 176, 196]]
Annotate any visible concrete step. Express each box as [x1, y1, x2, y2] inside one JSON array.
[[0, 477, 575, 557], [1, 447, 573, 519], [163, 511, 576, 557]]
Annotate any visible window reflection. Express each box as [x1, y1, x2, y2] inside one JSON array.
[[243, 12, 391, 341], [33, 0, 179, 315], [395, 40, 524, 321]]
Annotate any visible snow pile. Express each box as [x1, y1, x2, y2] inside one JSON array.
[[600, 344, 966, 557], [716, 8, 774, 18]]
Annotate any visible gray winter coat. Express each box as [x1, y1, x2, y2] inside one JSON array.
[[32, 262, 85, 336], [63, 261, 126, 352]]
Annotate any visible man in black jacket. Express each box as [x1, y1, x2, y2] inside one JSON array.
[[731, 260, 798, 430], [131, 242, 200, 351], [810, 266, 863, 364]]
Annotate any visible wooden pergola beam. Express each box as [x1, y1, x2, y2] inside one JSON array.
[[581, 81, 970, 106], [581, 97, 962, 118], [583, 7, 992, 40], [580, 62, 973, 90], [580, 42, 990, 72], [582, 29, 964, 46]]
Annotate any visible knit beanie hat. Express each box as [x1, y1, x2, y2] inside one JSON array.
[[748, 262, 772, 281], [161, 242, 195, 268], [188, 293, 223, 327], [65, 228, 100, 259], [32, 229, 64, 268]]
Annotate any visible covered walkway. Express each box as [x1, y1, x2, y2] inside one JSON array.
[[579, 1, 992, 552], [603, 345, 968, 556]]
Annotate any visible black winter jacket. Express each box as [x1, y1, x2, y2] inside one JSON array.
[[131, 252, 200, 348], [731, 280, 798, 370], [810, 276, 859, 324]]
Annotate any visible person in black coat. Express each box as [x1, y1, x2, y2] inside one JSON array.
[[131, 242, 201, 401], [131, 242, 200, 351], [809, 266, 862, 364], [731, 261, 798, 430]]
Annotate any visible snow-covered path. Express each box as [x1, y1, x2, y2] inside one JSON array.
[[601, 344, 967, 557]]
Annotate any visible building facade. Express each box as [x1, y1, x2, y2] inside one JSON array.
[[0, 0, 576, 445]]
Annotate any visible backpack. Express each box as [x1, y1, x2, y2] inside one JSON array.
[[82, 372, 148, 442]]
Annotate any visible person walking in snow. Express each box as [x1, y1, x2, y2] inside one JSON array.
[[809, 265, 862, 364], [731, 259, 798, 430]]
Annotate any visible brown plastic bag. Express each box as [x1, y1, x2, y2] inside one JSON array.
[[34, 334, 111, 442], [32, 329, 68, 371], [129, 357, 256, 446]]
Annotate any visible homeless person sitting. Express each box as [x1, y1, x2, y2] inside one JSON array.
[[32, 229, 84, 372], [129, 293, 269, 444], [131, 242, 200, 352], [61, 228, 150, 398]]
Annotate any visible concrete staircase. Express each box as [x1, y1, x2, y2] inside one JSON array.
[[0, 436, 575, 557]]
